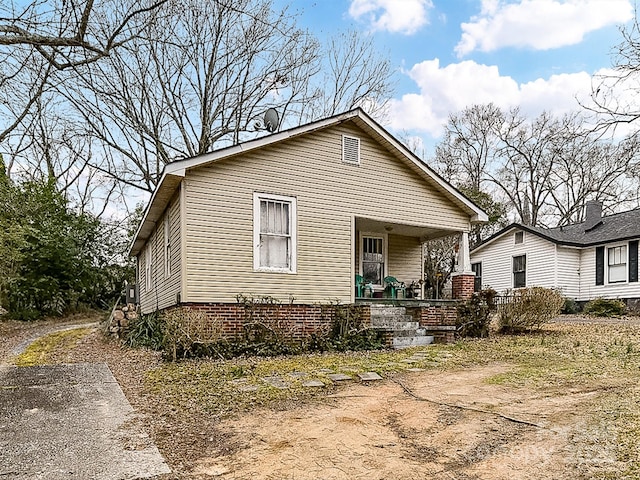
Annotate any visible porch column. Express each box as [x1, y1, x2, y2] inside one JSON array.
[[452, 232, 474, 300], [455, 232, 473, 274]]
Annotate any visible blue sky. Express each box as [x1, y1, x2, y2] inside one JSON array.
[[281, 0, 635, 151]]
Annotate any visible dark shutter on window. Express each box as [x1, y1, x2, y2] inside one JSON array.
[[629, 240, 639, 283], [595, 246, 605, 286]]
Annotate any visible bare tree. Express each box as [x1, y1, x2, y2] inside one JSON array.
[[297, 30, 393, 121], [423, 236, 458, 299], [435, 104, 640, 231], [55, 0, 394, 193], [0, 0, 167, 69], [434, 103, 503, 190], [0, 0, 167, 187]]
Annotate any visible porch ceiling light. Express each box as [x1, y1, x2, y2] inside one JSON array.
[[384, 225, 393, 232]]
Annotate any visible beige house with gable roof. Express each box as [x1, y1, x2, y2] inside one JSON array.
[[129, 109, 486, 341]]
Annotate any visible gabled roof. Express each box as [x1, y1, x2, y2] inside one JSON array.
[[129, 108, 489, 256], [472, 207, 640, 254]]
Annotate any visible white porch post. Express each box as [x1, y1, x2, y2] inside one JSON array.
[[456, 231, 473, 274]]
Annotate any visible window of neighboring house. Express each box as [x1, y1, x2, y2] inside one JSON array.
[[253, 193, 297, 273], [471, 262, 482, 292], [164, 217, 171, 278], [513, 255, 526, 288], [342, 135, 360, 165], [514, 231, 524, 244], [361, 235, 386, 287], [145, 243, 152, 292], [608, 245, 627, 283]]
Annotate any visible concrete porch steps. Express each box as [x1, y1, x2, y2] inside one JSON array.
[[369, 305, 434, 349]]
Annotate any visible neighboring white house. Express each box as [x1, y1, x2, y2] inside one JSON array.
[[470, 201, 640, 303]]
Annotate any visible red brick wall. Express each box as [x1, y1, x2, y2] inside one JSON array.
[[166, 303, 373, 341], [452, 274, 475, 300], [162, 302, 462, 345], [406, 303, 458, 343]]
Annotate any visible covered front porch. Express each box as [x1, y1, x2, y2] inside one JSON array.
[[354, 216, 474, 302]]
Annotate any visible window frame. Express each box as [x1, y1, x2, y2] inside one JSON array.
[[471, 262, 482, 292], [145, 242, 152, 292], [514, 231, 524, 245], [253, 192, 297, 274], [607, 244, 628, 284], [164, 216, 171, 279], [359, 232, 388, 289], [513, 254, 526, 288]]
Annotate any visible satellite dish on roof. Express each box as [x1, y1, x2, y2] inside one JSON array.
[[264, 108, 280, 133]]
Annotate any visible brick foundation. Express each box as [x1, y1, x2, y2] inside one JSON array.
[[452, 273, 475, 300], [167, 302, 346, 340], [161, 301, 460, 345]]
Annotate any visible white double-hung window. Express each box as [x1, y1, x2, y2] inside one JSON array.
[[254, 193, 297, 273], [608, 245, 627, 283]]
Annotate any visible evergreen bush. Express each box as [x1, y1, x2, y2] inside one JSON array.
[[584, 298, 626, 317]]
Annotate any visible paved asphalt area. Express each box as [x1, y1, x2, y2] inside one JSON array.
[[0, 363, 171, 479]]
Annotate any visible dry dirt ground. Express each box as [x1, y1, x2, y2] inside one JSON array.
[[2, 315, 639, 480], [199, 366, 618, 480]]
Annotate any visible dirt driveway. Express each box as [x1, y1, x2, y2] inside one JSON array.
[[193, 364, 618, 480]]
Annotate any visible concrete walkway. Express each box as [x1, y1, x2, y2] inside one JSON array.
[[0, 363, 171, 479]]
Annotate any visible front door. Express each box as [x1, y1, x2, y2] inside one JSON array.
[[360, 233, 387, 289]]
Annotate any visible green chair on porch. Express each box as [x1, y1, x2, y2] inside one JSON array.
[[384, 276, 405, 299], [355, 275, 373, 298]]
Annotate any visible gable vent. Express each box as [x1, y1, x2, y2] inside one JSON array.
[[342, 135, 360, 165]]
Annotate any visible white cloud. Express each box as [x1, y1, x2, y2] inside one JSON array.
[[348, 0, 433, 35], [456, 0, 633, 56], [388, 58, 598, 138]]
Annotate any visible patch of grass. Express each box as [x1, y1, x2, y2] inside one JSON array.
[[145, 346, 443, 418], [13, 328, 93, 366]]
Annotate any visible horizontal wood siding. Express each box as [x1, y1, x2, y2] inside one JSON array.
[[184, 123, 471, 304], [388, 235, 422, 285], [470, 229, 556, 293], [555, 246, 580, 298], [579, 242, 640, 301], [139, 191, 182, 314]]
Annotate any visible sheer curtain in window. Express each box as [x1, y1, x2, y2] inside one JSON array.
[[260, 200, 290, 268]]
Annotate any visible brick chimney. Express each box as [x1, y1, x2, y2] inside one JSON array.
[[584, 200, 603, 232]]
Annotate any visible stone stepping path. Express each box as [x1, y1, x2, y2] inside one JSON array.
[[231, 349, 435, 391], [358, 372, 383, 382]]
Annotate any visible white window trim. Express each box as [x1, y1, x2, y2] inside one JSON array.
[[145, 243, 152, 292], [342, 135, 361, 165], [471, 261, 482, 291], [359, 232, 388, 289], [607, 243, 628, 285], [514, 231, 525, 245], [253, 192, 297, 274], [512, 254, 526, 289], [164, 217, 171, 279]]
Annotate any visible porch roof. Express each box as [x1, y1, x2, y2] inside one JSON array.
[[356, 217, 459, 242]]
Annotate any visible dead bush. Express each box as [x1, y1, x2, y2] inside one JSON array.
[[162, 308, 224, 361], [499, 287, 564, 333]]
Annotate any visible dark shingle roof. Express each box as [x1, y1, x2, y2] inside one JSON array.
[[473, 207, 640, 252]]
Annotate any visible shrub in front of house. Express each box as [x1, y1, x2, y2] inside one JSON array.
[[124, 311, 165, 350], [123, 297, 385, 360], [561, 297, 580, 314], [456, 288, 498, 338], [583, 298, 627, 317], [498, 287, 564, 333]]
